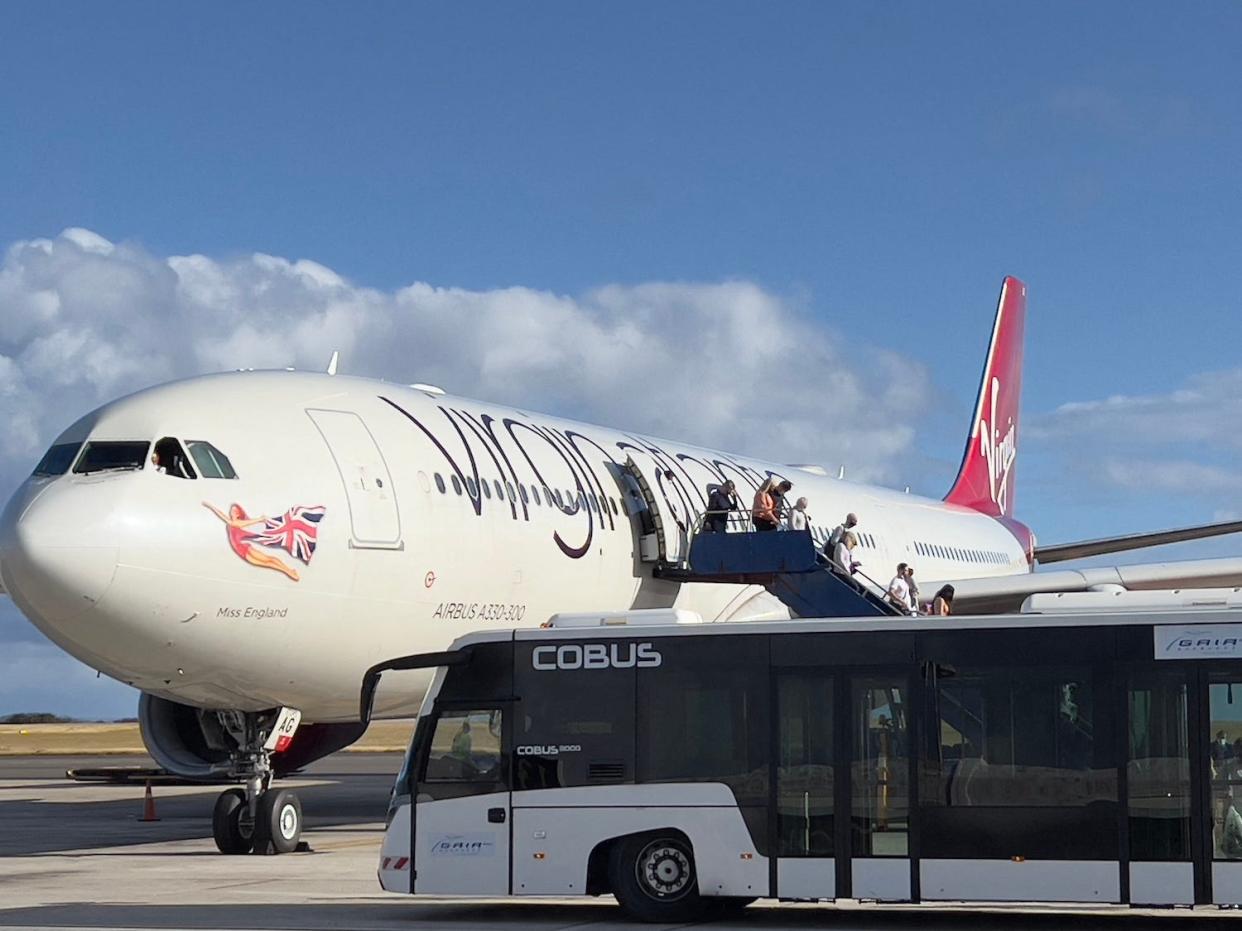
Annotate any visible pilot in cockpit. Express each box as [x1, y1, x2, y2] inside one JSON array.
[[152, 437, 195, 479]]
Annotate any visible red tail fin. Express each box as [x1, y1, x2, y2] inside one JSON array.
[[944, 276, 1026, 518]]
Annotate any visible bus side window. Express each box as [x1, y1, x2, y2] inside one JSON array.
[[418, 708, 506, 801]]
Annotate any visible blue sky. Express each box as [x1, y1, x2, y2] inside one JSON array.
[[1, 3, 1241, 716]]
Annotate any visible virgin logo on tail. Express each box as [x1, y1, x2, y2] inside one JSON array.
[[979, 376, 1017, 515], [945, 277, 1026, 520]]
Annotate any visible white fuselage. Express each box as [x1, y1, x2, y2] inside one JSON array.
[[0, 371, 1029, 722]]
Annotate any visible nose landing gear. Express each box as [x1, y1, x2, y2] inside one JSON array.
[[210, 707, 305, 855]]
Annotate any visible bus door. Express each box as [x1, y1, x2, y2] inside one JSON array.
[[847, 671, 914, 902], [1128, 661, 1242, 906], [1202, 670, 1242, 904], [411, 703, 511, 895], [775, 668, 914, 903]]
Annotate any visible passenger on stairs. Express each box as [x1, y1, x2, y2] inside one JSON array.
[[704, 481, 737, 533], [771, 480, 793, 525], [905, 566, 921, 615], [787, 497, 810, 531], [752, 479, 779, 532], [887, 563, 912, 614], [828, 512, 859, 551], [833, 531, 861, 576], [931, 585, 955, 616]]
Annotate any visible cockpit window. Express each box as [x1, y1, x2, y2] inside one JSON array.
[[152, 437, 197, 479], [33, 442, 83, 477], [187, 441, 237, 479], [73, 441, 150, 475]]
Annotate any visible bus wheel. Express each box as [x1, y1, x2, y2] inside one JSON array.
[[212, 788, 254, 854], [609, 832, 705, 922], [254, 789, 302, 854]]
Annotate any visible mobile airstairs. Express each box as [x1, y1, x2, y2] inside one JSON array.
[[613, 457, 902, 618], [655, 519, 904, 618]]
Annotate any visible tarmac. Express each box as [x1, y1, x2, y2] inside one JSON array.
[[0, 753, 1235, 930]]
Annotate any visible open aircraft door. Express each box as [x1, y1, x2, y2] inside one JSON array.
[[620, 456, 687, 564], [307, 409, 403, 549]]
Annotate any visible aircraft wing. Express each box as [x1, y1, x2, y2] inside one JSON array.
[[1034, 519, 1242, 564], [946, 556, 1242, 615]]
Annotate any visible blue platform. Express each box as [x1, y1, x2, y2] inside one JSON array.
[[664, 528, 901, 619]]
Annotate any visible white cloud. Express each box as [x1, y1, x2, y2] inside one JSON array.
[[0, 228, 931, 488], [1102, 459, 1242, 495], [1029, 370, 1242, 501], [1031, 369, 1242, 450]]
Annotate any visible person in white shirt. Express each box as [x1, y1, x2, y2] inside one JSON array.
[[787, 497, 809, 531], [887, 562, 912, 614]]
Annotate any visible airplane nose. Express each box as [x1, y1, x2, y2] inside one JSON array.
[[0, 483, 119, 631]]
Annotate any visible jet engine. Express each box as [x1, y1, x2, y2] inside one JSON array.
[[137, 693, 367, 780]]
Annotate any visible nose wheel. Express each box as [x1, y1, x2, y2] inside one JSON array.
[[212, 788, 254, 854], [212, 785, 303, 854], [210, 709, 305, 855]]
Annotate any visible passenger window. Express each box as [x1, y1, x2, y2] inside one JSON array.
[[152, 437, 197, 479], [465, 476, 478, 497], [610, 497, 619, 515], [531, 486, 541, 506], [186, 441, 237, 479], [451, 475, 462, 495], [420, 708, 505, 796], [519, 484, 528, 504], [33, 442, 82, 476], [638, 637, 769, 812], [494, 480, 504, 499], [481, 480, 491, 499], [73, 440, 150, 475], [922, 665, 1115, 859], [506, 481, 515, 501], [434, 473, 446, 494]]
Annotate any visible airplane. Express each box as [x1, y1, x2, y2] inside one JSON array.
[[2, 275, 1240, 854]]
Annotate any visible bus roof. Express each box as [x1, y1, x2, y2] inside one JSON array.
[[437, 606, 1242, 654]]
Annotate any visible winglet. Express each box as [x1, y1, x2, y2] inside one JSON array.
[[944, 277, 1027, 518], [326, 351, 339, 376]]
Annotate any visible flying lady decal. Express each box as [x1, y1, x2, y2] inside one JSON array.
[[203, 502, 326, 582]]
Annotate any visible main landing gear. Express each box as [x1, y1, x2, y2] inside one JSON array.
[[210, 708, 304, 855]]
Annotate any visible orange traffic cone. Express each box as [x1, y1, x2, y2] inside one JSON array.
[[138, 779, 160, 822]]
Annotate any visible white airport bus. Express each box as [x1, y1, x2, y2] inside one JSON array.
[[363, 608, 1242, 920]]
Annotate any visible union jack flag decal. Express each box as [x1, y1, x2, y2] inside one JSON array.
[[251, 505, 326, 564]]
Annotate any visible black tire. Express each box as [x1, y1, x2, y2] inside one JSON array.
[[254, 789, 302, 854], [608, 832, 706, 923], [212, 788, 254, 854]]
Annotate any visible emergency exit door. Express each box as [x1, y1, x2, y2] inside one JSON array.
[[307, 409, 402, 548]]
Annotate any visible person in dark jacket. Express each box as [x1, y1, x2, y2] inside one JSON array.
[[704, 480, 736, 532]]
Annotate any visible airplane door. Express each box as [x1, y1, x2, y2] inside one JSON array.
[[620, 457, 687, 563], [306, 409, 402, 549]]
